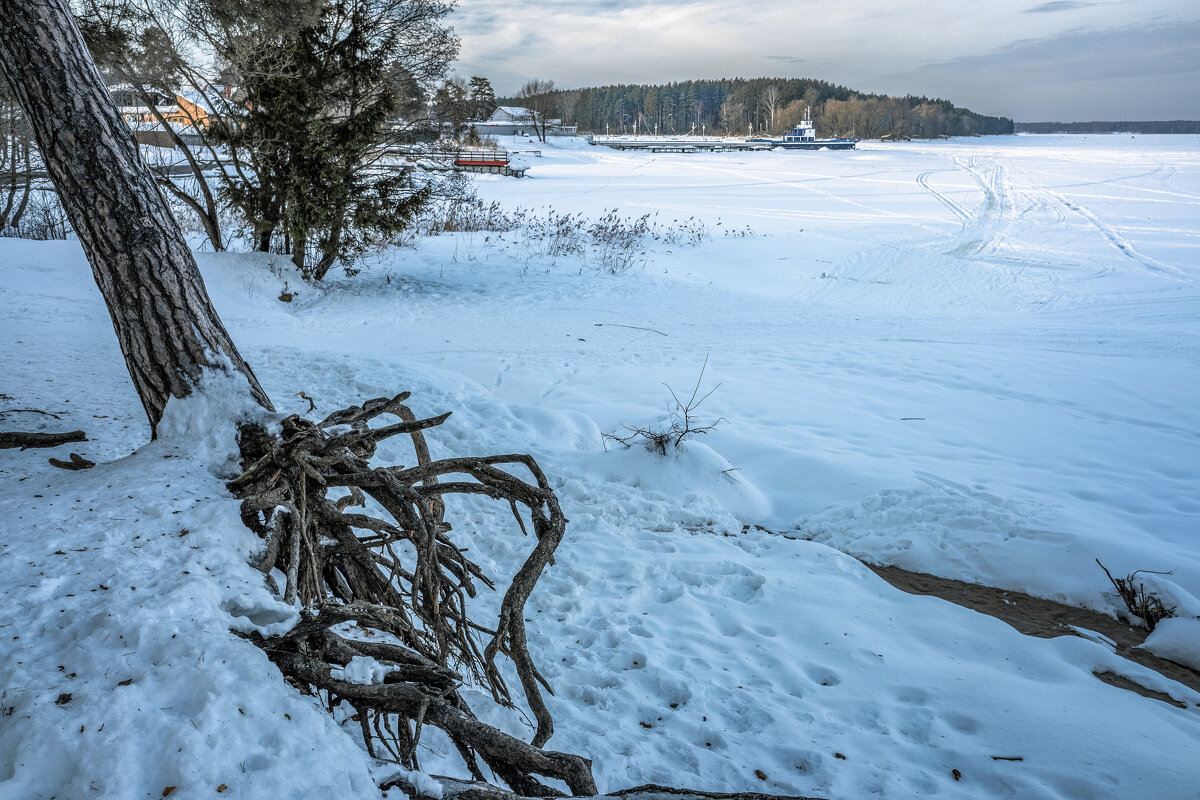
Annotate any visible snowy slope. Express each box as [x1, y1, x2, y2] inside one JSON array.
[[2, 135, 1199, 799]]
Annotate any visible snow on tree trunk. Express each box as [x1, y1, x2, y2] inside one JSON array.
[[0, 0, 273, 436]]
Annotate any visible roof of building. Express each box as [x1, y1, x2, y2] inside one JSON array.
[[491, 106, 538, 122]]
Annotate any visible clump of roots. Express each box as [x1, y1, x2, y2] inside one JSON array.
[[229, 392, 596, 796]]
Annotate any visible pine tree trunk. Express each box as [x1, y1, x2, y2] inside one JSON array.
[[0, 0, 273, 436], [290, 229, 307, 272]]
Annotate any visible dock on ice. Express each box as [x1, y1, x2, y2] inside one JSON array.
[[587, 135, 771, 153], [379, 146, 534, 177]]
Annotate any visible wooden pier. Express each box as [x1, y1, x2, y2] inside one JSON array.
[[588, 135, 772, 153], [381, 147, 533, 177]]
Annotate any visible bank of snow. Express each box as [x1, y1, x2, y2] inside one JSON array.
[[0, 382, 380, 798]]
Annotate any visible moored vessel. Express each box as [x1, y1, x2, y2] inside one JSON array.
[[750, 110, 857, 150]]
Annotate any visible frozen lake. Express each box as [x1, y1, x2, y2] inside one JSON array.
[[3, 134, 1199, 799], [460, 134, 1200, 602]]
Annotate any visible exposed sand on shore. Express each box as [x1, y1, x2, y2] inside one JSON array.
[[867, 563, 1200, 705]]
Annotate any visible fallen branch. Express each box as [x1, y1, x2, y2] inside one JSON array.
[[610, 786, 824, 800], [379, 778, 826, 800], [0, 430, 87, 449], [48, 452, 95, 470], [604, 357, 724, 455], [0, 407, 62, 419]]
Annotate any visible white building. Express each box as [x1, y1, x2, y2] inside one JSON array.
[[469, 106, 576, 137]]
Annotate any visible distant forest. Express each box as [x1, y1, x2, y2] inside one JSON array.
[[501, 78, 1014, 139], [1016, 121, 1200, 134]]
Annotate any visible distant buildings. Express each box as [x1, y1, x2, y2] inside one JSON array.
[[109, 84, 231, 149], [470, 106, 576, 138]]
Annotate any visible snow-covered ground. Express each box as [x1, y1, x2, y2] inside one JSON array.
[[2, 134, 1199, 799]]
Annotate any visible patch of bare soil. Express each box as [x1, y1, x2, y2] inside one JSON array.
[[864, 564, 1200, 707]]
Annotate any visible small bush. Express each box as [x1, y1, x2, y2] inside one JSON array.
[[1097, 559, 1176, 631], [604, 357, 726, 455]]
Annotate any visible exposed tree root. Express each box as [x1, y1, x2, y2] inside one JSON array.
[[379, 776, 827, 800], [609, 785, 826, 800], [229, 393, 595, 795]]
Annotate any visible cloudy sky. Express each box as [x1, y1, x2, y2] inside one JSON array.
[[451, 0, 1200, 121]]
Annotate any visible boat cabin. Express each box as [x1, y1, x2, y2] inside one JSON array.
[[782, 118, 818, 143]]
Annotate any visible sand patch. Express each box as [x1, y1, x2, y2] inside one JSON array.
[[865, 563, 1200, 706]]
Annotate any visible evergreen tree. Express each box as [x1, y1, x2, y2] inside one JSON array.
[[77, 0, 455, 277], [467, 75, 496, 121], [433, 75, 471, 137], [205, 0, 455, 278]]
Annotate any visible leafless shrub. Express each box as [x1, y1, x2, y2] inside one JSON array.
[[660, 215, 712, 246], [429, 199, 524, 234], [417, 193, 728, 273], [587, 209, 650, 273], [5, 190, 71, 240], [604, 356, 726, 454], [1097, 559, 1176, 631]]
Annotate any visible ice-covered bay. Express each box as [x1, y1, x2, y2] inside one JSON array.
[[2, 135, 1198, 798]]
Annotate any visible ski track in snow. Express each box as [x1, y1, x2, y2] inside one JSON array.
[[4, 134, 1200, 799], [916, 168, 971, 223]]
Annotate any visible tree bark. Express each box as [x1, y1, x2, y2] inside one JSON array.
[[0, 0, 273, 436]]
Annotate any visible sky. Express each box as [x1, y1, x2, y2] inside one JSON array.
[[450, 0, 1200, 122]]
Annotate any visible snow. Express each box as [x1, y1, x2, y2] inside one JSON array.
[[3, 133, 1200, 799], [332, 656, 391, 686], [1143, 619, 1200, 672]]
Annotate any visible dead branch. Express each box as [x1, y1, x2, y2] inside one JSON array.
[[0, 430, 87, 449], [611, 786, 824, 800], [1097, 559, 1175, 631], [593, 323, 668, 336], [379, 778, 826, 800], [0, 407, 62, 419], [610, 786, 825, 800], [230, 392, 592, 794], [48, 452, 95, 470]]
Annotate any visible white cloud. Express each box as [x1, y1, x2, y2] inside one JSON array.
[[882, 21, 1200, 120], [451, 0, 1199, 120]]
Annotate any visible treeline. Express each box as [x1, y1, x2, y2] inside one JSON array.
[[1016, 121, 1200, 134], [502, 78, 1013, 139]]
